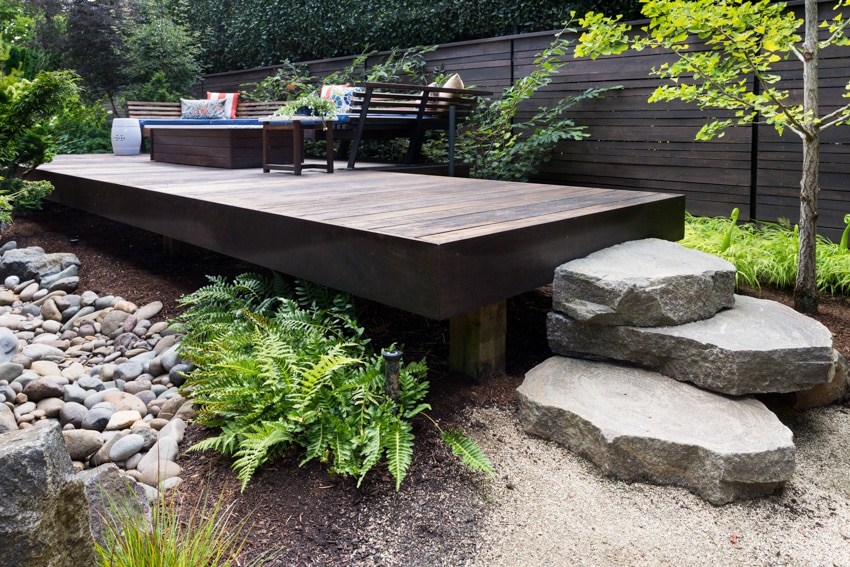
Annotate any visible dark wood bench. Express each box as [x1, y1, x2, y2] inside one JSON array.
[[338, 82, 491, 174]]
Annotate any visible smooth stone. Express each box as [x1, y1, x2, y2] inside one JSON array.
[[123, 379, 152, 395], [124, 452, 144, 470], [135, 301, 163, 322], [59, 401, 89, 428], [0, 402, 17, 432], [0, 288, 15, 305], [61, 362, 86, 381], [152, 333, 179, 355], [3, 274, 20, 287], [61, 306, 95, 332], [168, 363, 191, 387], [30, 360, 62, 377], [148, 418, 169, 430], [136, 436, 179, 473], [36, 397, 65, 417], [156, 395, 186, 421], [40, 298, 63, 322], [80, 290, 99, 306], [18, 281, 40, 302], [158, 418, 185, 443], [63, 383, 88, 404], [0, 327, 17, 362], [22, 377, 64, 401], [173, 402, 195, 421], [46, 276, 79, 293], [78, 375, 105, 392], [548, 295, 835, 396], [518, 356, 796, 505], [62, 428, 105, 461], [40, 319, 62, 334], [102, 391, 147, 416], [133, 389, 157, 407], [41, 264, 79, 289], [158, 344, 181, 371], [101, 310, 130, 336], [138, 459, 182, 488], [108, 433, 146, 461], [21, 343, 65, 362], [114, 360, 144, 382], [105, 410, 142, 431], [0, 314, 23, 331], [0, 361, 24, 382], [81, 406, 114, 431], [90, 431, 129, 466]]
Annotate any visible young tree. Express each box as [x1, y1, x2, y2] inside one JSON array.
[[575, 0, 850, 313]]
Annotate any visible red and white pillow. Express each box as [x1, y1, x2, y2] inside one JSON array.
[[206, 92, 240, 119]]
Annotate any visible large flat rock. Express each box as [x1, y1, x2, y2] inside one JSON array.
[[548, 294, 834, 395], [552, 238, 736, 326], [517, 356, 796, 505]]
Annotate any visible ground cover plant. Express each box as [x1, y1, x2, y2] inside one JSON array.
[[175, 273, 492, 491], [681, 210, 850, 296]]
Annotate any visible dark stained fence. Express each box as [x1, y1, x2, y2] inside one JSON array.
[[200, 0, 850, 240]]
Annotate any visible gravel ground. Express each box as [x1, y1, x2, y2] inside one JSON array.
[[462, 403, 850, 567]]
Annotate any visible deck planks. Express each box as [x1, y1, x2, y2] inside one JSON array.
[[32, 154, 685, 322]]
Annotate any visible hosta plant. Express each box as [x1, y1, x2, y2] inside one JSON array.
[[175, 273, 492, 491]]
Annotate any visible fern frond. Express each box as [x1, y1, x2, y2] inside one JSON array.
[[383, 419, 414, 490], [231, 421, 296, 491], [442, 428, 494, 477], [356, 419, 384, 487]]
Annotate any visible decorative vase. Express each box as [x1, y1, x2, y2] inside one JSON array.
[[111, 118, 142, 155]]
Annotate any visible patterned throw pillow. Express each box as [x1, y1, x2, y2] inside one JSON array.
[[181, 98, 226, 119], [207, 92, 240, 119], [321, 84, 357, 114]]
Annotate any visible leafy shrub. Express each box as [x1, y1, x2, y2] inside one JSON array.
[[50, 96, 112, 154], [239, 61, 314, 102], [681, 210, 850, 296], [453, 28, 614, 181], [176, 273, 492, 491]]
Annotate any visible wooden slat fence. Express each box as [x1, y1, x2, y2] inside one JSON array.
[[199, 0, 850, 240]]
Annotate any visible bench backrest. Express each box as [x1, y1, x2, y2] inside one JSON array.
[[127, 100, 288, 119], [349, 82, 490, 127]]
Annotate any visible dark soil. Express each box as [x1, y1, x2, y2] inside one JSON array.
[[4, 201, 850, 566]]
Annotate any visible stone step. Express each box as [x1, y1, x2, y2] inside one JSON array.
[[553, 238, 736, 327], [548, 294, 834, 396], [517, 356, 795, 505]]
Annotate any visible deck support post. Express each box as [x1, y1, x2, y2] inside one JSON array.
[[162, 236, 194, 258], [449, 300, 506, 380]]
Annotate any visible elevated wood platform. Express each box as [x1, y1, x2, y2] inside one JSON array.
[[32, 154, 685, 377]]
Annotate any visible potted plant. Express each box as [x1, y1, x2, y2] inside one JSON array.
[[272, 94, 337, 120]]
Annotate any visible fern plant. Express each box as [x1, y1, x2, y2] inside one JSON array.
[[175, 273, 493, 491]]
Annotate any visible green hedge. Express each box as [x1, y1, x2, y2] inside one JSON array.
[[187, 0, 642, 73]]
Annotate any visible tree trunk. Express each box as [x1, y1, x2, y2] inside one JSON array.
[[795, 0, 820, 314]]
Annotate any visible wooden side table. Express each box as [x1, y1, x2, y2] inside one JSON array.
[[262, 118, 334, 175]]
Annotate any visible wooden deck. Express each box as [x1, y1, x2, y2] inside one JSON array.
[[32, 154, 685, 377]]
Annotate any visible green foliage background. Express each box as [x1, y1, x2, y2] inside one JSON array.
[[182, 0, 642, 73]]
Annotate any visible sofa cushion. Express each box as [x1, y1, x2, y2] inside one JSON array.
[[207, 92, 240, 119], [181, 98, 226, 119], [321, 84, 357, 114]]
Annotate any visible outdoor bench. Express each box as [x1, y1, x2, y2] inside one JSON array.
[[335, 82, 491, 173], [126, 80, 490, 171]]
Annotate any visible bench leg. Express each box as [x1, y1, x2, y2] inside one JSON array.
[[449, 300, 506, 380]]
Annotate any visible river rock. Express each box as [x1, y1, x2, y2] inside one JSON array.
[[59, 401, 89, 428], [22, 377, 63, 401], [0, 361, 23, 382], [106, 410, 143, 431], [0, 423, 97, 567], [548, 294, 835, 396], [0, 327, 17, 362], [518, 356, 796, 505], [0, 403, 17, 433], [137, 436, 179, 473], [81, 406, 114, 431], [36, 397, 64, 418], [135, 301, 163, 322], [62, 428, 104, 461], [109, 433, 146, 461], [138, 459, 182, 488]]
